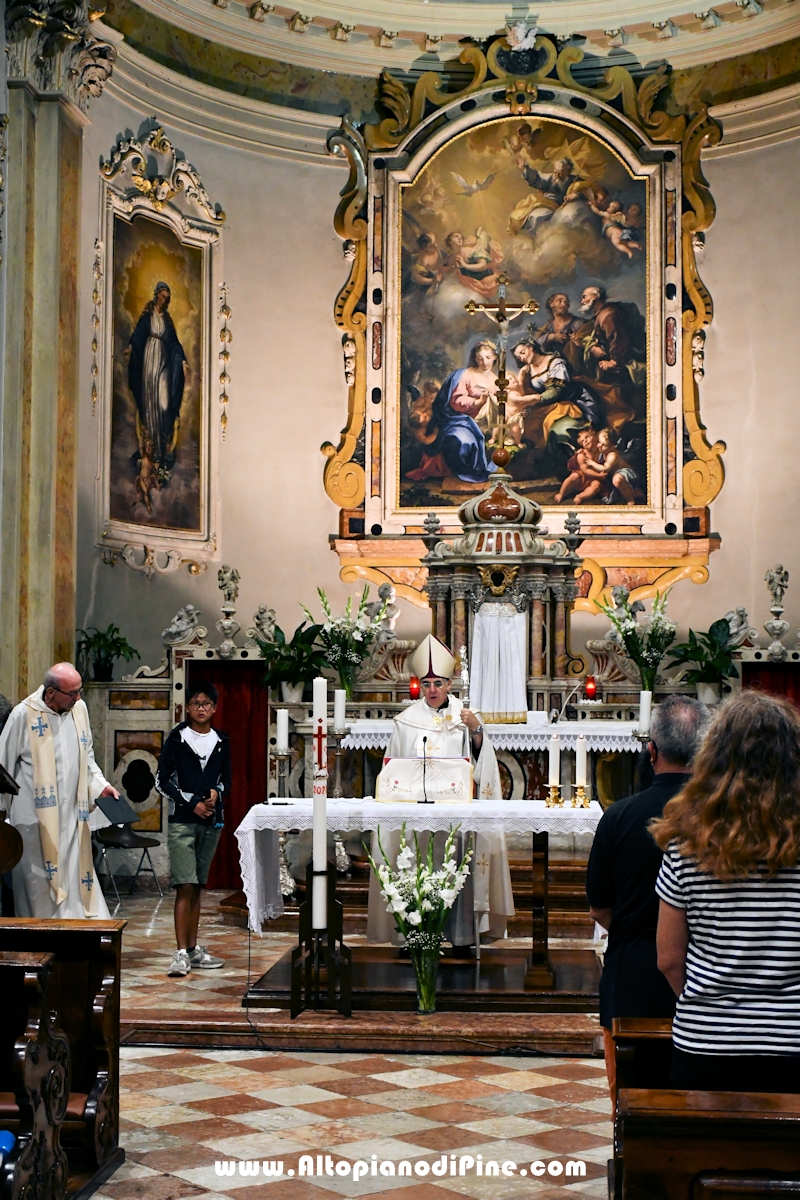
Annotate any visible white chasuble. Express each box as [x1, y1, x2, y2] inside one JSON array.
[[0, 688, 111, 919], [470, 602, 528, 724], [367, 696, 514, 945]]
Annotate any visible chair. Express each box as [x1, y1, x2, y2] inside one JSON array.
[[93, 795, 163, 901]]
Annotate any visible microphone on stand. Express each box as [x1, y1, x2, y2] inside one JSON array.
[[421, 735, 431, 804]]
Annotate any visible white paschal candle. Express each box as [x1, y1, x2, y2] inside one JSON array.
[[575, 735, 587, 787], [311, 676, 328, 930], [275, 708, 289, 754], [639, 690, 653, 736], [333, 689, 347, 733], [548, 734, 561, 787], [312, 766, 328, 930], [312, 676, 328, 729]]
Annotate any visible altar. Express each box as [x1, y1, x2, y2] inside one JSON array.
[[236, 797, 603, 1013]]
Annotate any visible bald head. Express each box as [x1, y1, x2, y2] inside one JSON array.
[[43, 662, 83, 712]]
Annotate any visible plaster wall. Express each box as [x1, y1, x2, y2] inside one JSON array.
[[75, 90, 800, 681]]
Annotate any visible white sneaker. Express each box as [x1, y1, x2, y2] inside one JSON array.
[[189, 945, 225, 969], [168, 949, 192, 977]]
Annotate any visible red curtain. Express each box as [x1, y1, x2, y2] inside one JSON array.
[[185, 660, 269, 890], [743, 662, 800, 707]]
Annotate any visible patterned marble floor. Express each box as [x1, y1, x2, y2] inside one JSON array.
[[101, 1045, 612, 1200], [106, 893, 611, 1198]]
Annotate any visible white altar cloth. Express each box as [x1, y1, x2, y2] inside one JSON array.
[[342, 719, 641, 754], [235, 799, 603, 932]]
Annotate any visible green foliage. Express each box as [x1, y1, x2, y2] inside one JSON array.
[[76, 624, 140, 682], [665, 618, 739, 691], [254, 621, 328, 690]]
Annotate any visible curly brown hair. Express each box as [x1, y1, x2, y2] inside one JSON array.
[[650, 690, 800, 879]]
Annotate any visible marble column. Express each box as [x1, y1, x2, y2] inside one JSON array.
[[0, 4, 115, 699]]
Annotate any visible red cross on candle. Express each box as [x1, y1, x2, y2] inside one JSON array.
[[312, 718, 327, 770]]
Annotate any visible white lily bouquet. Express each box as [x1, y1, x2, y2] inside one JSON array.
[[365, 823, 473, 1012], [302, 585, 386, 699]]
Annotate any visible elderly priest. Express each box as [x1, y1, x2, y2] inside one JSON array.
[[0, 662, 118, 919], [367, 635, 514, 947]]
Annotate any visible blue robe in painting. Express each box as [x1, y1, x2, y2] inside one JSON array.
[[427, 370, 492, 483]]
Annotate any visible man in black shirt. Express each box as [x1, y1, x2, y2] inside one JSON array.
[[157, 682, 231, 977], [586, 695, 709, 1096]]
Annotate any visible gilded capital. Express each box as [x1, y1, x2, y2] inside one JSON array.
[[5, 0, 116, 109]]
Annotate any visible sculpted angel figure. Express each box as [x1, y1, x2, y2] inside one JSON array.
[[218, 564, 241, 606], [765, 565, 789, 609], [162, 605, 202, 645]]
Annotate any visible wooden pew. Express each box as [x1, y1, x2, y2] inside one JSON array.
[[0, 950, 69, 1200], [613, 1016, 674, 1093], [0, 920, 125, 1185], [614, 1088, 800, 1200]]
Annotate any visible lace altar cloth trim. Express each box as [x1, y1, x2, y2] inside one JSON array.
[[235, 800, 603, 932], [342, 719, 641, 754]]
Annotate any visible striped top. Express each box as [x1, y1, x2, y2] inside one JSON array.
[[656, 843, 800, 1055]]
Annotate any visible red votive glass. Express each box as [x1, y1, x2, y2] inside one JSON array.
[[584, 675, 597, 700], [409, 676, 421, 699]]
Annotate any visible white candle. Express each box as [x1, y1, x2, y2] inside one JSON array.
[[548, 734, 561, 787], [275, 709, 289, 754], [575, 735, 587, 787], [312, 770, 328, 930], [639, 690, 653, 736], [333, 689, 347, 733], [312, 676, 328, 726]]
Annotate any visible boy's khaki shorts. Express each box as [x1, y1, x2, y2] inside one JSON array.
[[168, 823, 222, 887]]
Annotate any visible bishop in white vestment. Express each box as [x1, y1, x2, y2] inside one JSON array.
[[367, 635, 515, 945], [0, 663, 117, 919]]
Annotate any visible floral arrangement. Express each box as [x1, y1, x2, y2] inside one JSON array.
[[302, 586, 386, 698], [365, 823, 472, 1012], [597, 585, 677, 692], [665, 618, 739, 692]]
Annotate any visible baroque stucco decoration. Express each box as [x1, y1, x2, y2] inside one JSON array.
[[95, 123, 225, 577], [324, 37, 725, 616], [5, 0, 116, 109]]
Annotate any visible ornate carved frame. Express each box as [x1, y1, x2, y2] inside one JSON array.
[[94, 126, 224, 576], [324, 43, 725, 613]]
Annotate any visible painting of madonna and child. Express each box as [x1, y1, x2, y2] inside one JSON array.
[[399, 116, 649, 509]]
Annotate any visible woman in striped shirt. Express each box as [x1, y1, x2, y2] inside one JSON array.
[[653, 690, 800, 1092]]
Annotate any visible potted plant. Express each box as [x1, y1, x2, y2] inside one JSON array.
[[665, 618, 739, 704], [596, 587, 677, 693], [365, 823, 472, 1014], [254, 621, 328, 703], [76, 624, 140, 682], [302, 586, 387, 699]]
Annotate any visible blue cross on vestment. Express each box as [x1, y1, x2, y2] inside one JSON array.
[[82, 872, 93, 891], [79, 730, 89, 749], [44, 861, 57, 880], [31, 715, 49, 738]]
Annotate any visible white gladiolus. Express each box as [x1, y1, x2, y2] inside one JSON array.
[[406, 910, 422, 925]]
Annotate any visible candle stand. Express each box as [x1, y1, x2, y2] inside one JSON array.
[[273, 750, 296, 897], [572, 785, 589, 809], [329, 728, 348, 799], [290, 861, 352, 1018], [545, 785, 563, 809]]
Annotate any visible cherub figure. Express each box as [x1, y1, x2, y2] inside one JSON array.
[[765, 565, 789, 609], [554, 429, 609, 504], [582, 427, 643, 504], [132, 435, 162, 514], [218, 564, 241, 605], [589, 199, 642, 259], [409, 233, 444, 292]]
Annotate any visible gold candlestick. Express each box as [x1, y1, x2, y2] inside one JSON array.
[[546, 784, 562, 808], [572, 784, 589, 809]]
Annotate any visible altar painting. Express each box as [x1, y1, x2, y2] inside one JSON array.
[[399, 117, 648, 509], [110, 213, 203, 532]]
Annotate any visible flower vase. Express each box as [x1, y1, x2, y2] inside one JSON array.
[[338, 663, 358, 701], [409, 948, 439, 1014], [639, 667, 657, 694]]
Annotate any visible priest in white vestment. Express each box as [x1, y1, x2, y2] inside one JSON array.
[[0, 662, 118, 919], [367, 635, 514, 946]]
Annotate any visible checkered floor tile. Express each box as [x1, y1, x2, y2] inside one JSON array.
[[101, 1046, 611, 1199]]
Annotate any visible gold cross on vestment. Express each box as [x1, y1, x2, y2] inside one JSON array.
[[476, 853, 489, 875]]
